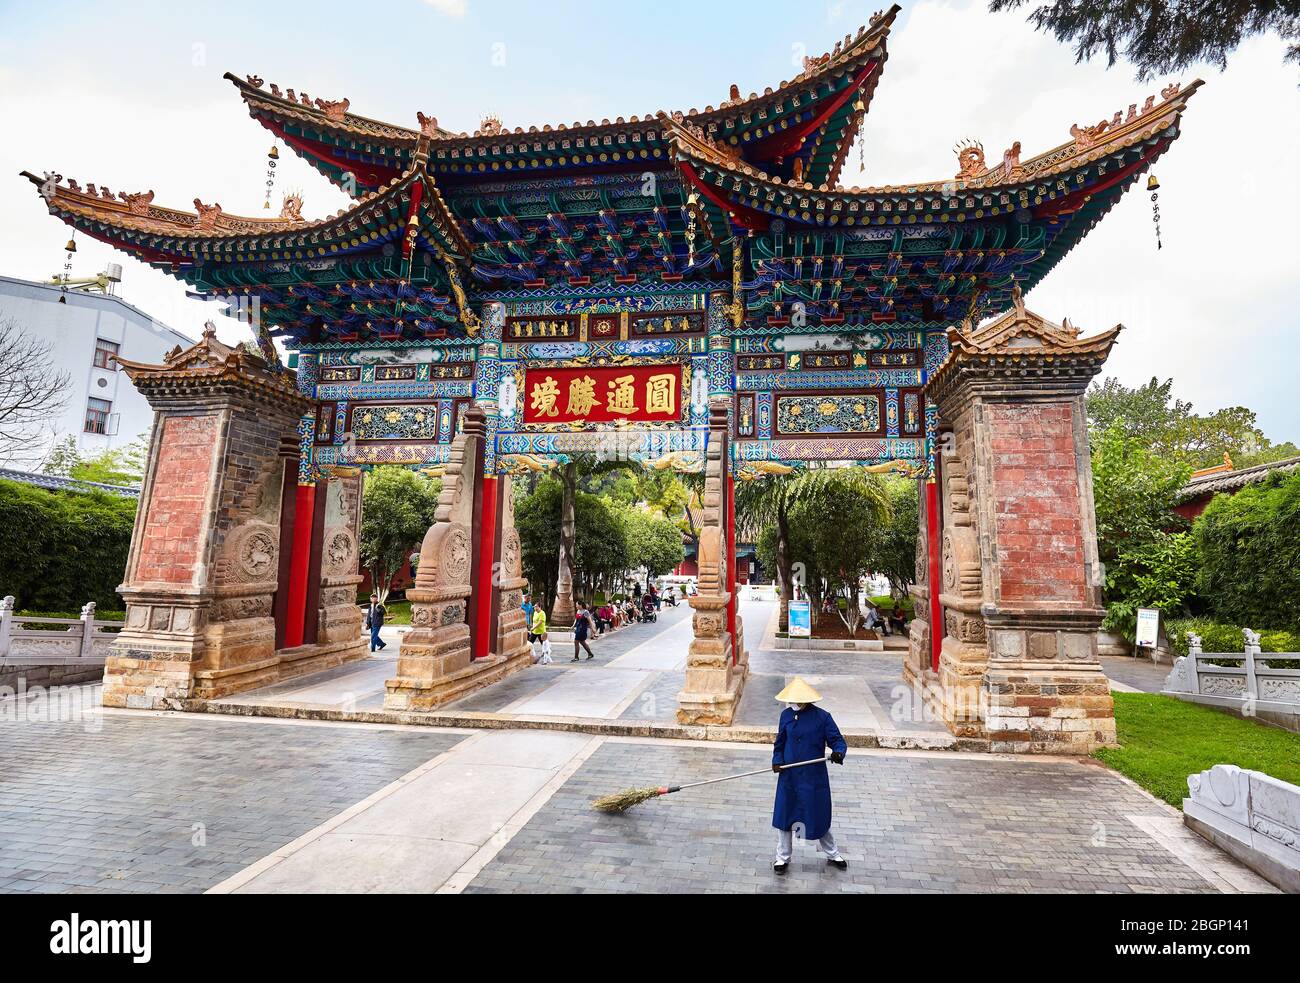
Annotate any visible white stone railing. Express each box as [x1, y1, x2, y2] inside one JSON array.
[[1184, 764, 1300, 893], [0, 596, 120, 667], [1162, 628, 1300, 726]]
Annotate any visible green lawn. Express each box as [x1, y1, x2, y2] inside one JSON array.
[[380, 600, 412, 626], [1094, 692, 1300, 808]]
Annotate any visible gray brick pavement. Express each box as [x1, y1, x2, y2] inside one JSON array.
[[465, 742, 1211, 894], [0, 714, 461, 894]]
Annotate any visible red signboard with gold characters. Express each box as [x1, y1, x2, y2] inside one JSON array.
[[522, 364, 683, 425]]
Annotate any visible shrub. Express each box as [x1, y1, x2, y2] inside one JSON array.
[[1193, 469, 1300, 630], [0, 479, 134, 612], [1165, 617, 1300, 665]]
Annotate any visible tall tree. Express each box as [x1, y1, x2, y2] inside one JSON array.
[[795, 470, 893, 636], [0, 317, 71, 468], [990, 1, 1300, 79], [358, 466, 441, 604], [42, 433, 150, 487], [874, 477, 920, 600], [549, 455, 631, 624], [735, 467, 888, 630], [553, 460, 579, 625], [1087, 375, 1296, 469]]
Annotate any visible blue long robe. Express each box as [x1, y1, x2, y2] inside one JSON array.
[[771, 704, 846, 840]]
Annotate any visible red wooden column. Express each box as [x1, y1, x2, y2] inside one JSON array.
[[926, 477, 943, 672], [301, 477, 329, 645], [284, 482, 316, 649], [726, 473, 738, 664], [474, 474, 499, 659], [272, 438, 300, 650]]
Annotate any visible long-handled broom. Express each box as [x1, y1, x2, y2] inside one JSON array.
[[591, 755, 830, 814]]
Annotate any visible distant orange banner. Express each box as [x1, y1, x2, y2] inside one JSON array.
[[522, 364, 682, 425]]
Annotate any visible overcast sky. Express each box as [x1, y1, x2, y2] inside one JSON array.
[[1, 0, 1296, 442]]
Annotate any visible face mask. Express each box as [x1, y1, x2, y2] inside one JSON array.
[[788, 703, 804, 711]]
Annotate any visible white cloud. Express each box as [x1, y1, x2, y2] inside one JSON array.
[[848, 1, 1300, 440], [423, 0, 468, 15]]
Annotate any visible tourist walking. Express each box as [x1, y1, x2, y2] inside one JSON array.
[[364, 594, 387, 652], [530, 604, 552, 664], [572, 601, 596, 661], [770, 677, 848, 874]]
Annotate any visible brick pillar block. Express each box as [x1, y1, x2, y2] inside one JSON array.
[[109, 326, 318, 709], [920, 290, 1122, 752]]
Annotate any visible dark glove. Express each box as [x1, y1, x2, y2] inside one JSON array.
[[772, 763, 782, 773], [830, 751, 845, 765]]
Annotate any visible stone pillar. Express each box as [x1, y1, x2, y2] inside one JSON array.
[[306, 470, 365, 649], [902, 477, 935, 689], [491, 476, 532, 666], [922, 289, 1120, 752], [107, 325, 351, 708], [677, 398, 747, 725], [384, 407, 530, 710]]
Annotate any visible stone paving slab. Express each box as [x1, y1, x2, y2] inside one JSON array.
[[617, 671, 685, 722], [1101, 655, 1172, 693], [0, 713, 463, 894], [464, 741, 1230, 894], [217, 730, 596, 893]]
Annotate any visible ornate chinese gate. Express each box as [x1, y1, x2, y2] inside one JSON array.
[[25, 6, 1197, 739]]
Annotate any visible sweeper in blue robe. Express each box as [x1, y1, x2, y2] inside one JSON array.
[[771, 677, 848, 874]]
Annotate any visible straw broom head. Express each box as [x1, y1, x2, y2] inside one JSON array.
[[591, 785, 669, 814]]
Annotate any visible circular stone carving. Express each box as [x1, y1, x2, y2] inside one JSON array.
[[915, 530, 928, 584], [942, 531, 958, 592], [325, 529, 354, 573], [441, 526, 471, 582], [502, 529, 522, 578], [240, 530, 277, 580]]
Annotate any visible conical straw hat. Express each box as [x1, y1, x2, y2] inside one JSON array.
[[774, 677, 822, 704]]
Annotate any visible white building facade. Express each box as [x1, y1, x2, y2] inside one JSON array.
[[0, 274, 194, 460]]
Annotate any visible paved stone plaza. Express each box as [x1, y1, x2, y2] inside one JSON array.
[[1, 600, 1262, 894], [0, 706, 1273, 894], [0, 713, 462, 893]]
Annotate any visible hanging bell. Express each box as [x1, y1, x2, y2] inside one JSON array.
[[268, 145, 280, 160], [1146, 174, 1160, 192], [64, 238, 76, 253]]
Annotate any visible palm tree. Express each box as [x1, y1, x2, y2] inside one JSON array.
[[550, 454, 635, 626], [735, 467, 890, 631]]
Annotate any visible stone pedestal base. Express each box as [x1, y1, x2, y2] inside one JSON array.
[[983, 665, 1117, 754], [103, 647, 201, 710], [384, 647, 531, 712], [936, 636, 988, 738], [677, 594, 747, 725], [103, 633, 368, 709]]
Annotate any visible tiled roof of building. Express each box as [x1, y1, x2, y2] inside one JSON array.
[[1178, 455, 1300, 500], [0, 467, 140, 498]]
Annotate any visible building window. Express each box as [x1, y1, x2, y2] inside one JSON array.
[[84, 397, 112, 434], [93, 338, 120, 369]]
